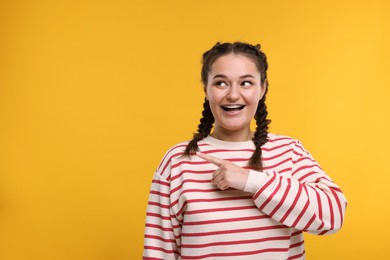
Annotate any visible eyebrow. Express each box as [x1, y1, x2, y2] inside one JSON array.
[[212, 74, 255, 79]]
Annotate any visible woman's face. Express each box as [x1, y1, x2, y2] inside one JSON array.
[[205, 54, 265, 141]]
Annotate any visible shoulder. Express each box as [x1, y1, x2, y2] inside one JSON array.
[[267, 132, 311, 158], [161, 141, 189, 161], [266, 132, 298, 145], [265, 133, 308, 154], [155, 140, 189, 179]]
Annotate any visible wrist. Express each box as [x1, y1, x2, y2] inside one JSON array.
[[243, 170, 269, 194]]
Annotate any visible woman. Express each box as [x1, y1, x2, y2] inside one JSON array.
[[143, 42, 347, 259]]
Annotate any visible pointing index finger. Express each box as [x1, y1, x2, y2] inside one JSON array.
[[197, 152, 224, 166]]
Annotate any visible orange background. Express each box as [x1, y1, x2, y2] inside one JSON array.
[[1, 0, 389, 259]]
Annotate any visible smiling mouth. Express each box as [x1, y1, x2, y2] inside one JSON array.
[[221, 104, 246, 111]]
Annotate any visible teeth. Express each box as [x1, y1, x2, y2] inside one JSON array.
[[224, 105, 243, 109], [222, 104, 245, 111], [226, 105, 241, 109]]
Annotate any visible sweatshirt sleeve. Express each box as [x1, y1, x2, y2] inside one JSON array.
[[143, 172, 181, 259], [244, 140, 347, 235]]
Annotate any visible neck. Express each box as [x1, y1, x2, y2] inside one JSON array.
[[211, 126, 253, 142]]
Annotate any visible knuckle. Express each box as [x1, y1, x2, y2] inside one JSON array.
[[220, 164, 228, 171]]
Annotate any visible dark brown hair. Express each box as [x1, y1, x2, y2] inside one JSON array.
[[183, 42, 271, 171]]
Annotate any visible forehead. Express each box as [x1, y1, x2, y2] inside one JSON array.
[[209, 54, 260, 76]]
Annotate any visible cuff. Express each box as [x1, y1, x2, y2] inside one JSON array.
[[243, 170, 269, 194]]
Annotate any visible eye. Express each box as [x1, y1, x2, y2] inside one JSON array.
[[241, 81, 253, 87], [215, 81, 228, 88]]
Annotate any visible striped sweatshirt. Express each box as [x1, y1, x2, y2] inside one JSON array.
[[143, 134, 347, 259]]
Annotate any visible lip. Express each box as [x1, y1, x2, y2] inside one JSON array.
[[220, 104, 246, 115], [221, 104, 246, 111]]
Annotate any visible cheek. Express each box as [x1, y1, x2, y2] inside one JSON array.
[[245, 91, 261, 104], [208, 99, 220, 115], [206, 90, 224, 103]]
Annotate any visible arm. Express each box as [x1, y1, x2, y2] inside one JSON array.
[[143, 173, 181, 259], [244, 141, 347, 234], [197, 140, 347, 235]]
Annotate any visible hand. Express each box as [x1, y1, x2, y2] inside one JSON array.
[[197, 152, 249, 191]]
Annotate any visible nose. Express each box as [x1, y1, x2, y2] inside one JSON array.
[[227, 84, 240, 101]]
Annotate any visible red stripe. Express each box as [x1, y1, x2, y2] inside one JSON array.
[[170, 179, 211, 195], [152, 179, 169, 186], [319, 190, 335, 232], [181, 224, 287, 237], [172, 158, 294, 179], [263, 141, 295, 152], [330, 186, 343, 193], [289, 240, 304, 249], [263, 148, 294, 161], [171, 169, 213, 182], [291, 185, 311, 228], [288, 251, 305, 259], [291, 230, 302, 236], [145, 223, 174, 232], [292, 164, 322, 176], [267, 136, 292, 143], [201, 146, 296, 162], [157, 143, 188, 169], [292, 150, 304, 158], [185, 205, 257, 215], [302, 213, 316, 231], [181, 235, 290, 248], [253, 173, 276, 200], [318, 229, 329, 235], [279, 167, 292, 173], [146, 212, 171, 221], [294, 156, 317, 164], [176, 200, 188, 216], [269, 178, 291, 217], [330, 188, 344, 227], [315, 176, 333, 184], [173, 156, 266, 169], [293, 142, 307, 154], [144, 245, 178, 255], [171, 194, 251, 209], [263, 157, 293, 170], [185, 195, 252, 204], [297, 171, 320, 182], [280, 183, 303, 223], [149, 190, 169, 198], [291, 199, 309, 228], [183, 214, 270, 226], [172, 160, 211, 169], [148, 201, 169, 209], [326, 191, 335, 230], [201, 148, 255, 154], [144, 234, 176, 243], [179, 188, 219, 197], [160, 151, 183, 180], [158, 143, 210, 175], [259, 177, 282, 210], [181, 247, 288, 259], [309, 185, 324, 230]]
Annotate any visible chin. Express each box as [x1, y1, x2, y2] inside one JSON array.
[[220, 123, 250, 132]]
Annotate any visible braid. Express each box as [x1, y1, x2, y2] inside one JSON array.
[[250, 88, 271, 171], [183, 98, 214, 157]]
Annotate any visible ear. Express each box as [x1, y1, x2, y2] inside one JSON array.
[[259, 83, 267, 100], [203, 86, 209, 100]]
